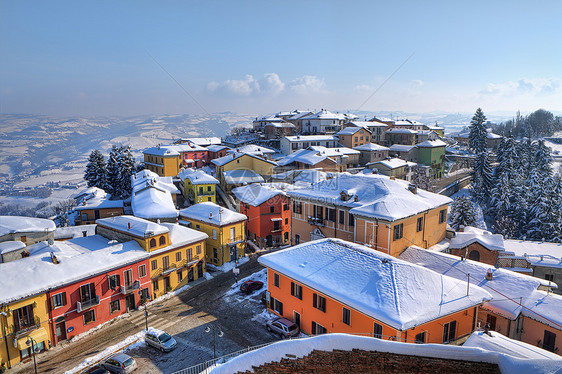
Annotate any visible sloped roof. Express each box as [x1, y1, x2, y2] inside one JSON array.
[[223, 169, 265, 185], [0, 216, 56, 236], [232, 184, 286, 206], [416, 139, 447, 148], [97, 215, 169, 238], [283, 135, 338, 142], [276, 148, 334, 167], [259, 239, 491, 330], [353, 143, 390, 152], [212, 152, 277, 167], [179, 202, 247, 226], [336, 127, 367, 135], [178, 168, 219, 185], [450, 226, 505, 251]]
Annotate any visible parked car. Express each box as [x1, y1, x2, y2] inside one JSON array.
[[145, 330, 177, 352], [85, 365, 110, 374], [266, 317, 299, 338], [240, 280, 264, 294], [101, 353, 137, 373]]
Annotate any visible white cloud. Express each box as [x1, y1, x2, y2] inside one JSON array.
[[480, 78, 561, 97], [353, 84, 373, 94], [207, 73, 285, 96], [289, 75, 325, 94], [410, 79, 424, 88]]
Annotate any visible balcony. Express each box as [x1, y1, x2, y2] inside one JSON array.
[[120, 280, 140, 295], [77, 295, 100, 312], [162, 263, 177, 275], [14, 316, 41, 338], [307, 217, 325, 227], [227, 236, 244, 245]]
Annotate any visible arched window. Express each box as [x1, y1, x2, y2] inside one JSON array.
[[159, 236, 166, 246], [149, 238, 156, 248], [469, 250, 480, 262]]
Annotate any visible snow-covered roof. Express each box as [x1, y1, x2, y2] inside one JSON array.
[[428, 125, 444, 130], [368, 158, 409, 169], [74, 188, 123, 211], [155, 223, 208, 254], [276, 148, 332, 167], [180, 137, 221, 146], [179, 202, 247, 226], [227, 144, 276, 155], [142, 146, 180, 157], [287, 173, 451, 222], [503, 239, 562, 268], [212, 152, 277, 167], [264, 122, 295, 128], [450, 226, 505, 251], [464, 330, 561, 360], [54, 225, 97, 240], [0, 235, 149, 304], [96, 215, 169, 238], [336, 127, 367, 135], [73, 186, 106, 202], [131, 171, 178, 219], [399, 246, 562, 329], [387, 128, 417, 134], [232, 184, 286, 206], [347, 121, 387, 128], [259, 239, 491, 330], [457, 131, 503, 140], [254, 115, 284, 122], [309, 146, 359, 156], [283, 135, 338, 142], [389, 144, 416, 153], [287, 111, 313, 120], [301, 110, 346, 120], [416, 139, 447, 148], [205, 144, 231, 153], [353, 143, 389, 152], [209, 333, 562, 374], [132, 170, 179, 194], [0, 216, 56, 236], [0, 241, 26, 255], [178, 168, 219, 185], [223, 169, 265, 185]]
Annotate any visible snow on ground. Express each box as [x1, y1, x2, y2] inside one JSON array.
[[68, 313, 131, 343], [224, 268, 267, 299], [207, 256, 249, 273]]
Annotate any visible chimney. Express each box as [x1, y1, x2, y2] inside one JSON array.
[[50, 252, 59, 264], [390, 176, 396, 180], [459, 226, 464, 232], [408, 184, 417, 194], [209, 212, 213, 219], [486, 268, 493, 281], [128, 222, 131, 230]]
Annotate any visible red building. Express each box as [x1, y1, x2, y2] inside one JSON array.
[[205, 145, 231, 162], [175, 143, 209, 168], [232, 184, 291, 248], [46, 252, 150, 345]]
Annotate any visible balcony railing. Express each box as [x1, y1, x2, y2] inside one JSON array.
[[162, 263, 177, 275], [307, 217, 325, 227], [14, 316, 41, 337], [120, 280, 140, 295], [77, 295, 100, 313], [227, 236, 244, 245]]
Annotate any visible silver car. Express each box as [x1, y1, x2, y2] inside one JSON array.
[[266, 317, 299, 338], [144, 331, 177, 352], [101, 353, 137, 373]]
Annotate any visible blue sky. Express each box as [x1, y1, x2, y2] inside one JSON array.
[[1, 0, 561, 116]]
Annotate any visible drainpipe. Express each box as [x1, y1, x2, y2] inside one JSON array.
[[374, 219, 378, 251], [1, 308, 11, 369]]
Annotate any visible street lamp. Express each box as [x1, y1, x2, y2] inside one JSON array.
[[204, 324, 224, 360], [139, 291, 151, 331], [26, 336, 38, 374]]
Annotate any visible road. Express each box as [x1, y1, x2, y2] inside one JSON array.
[[433, 171, 471, 193], [9, 254, 276, 374]]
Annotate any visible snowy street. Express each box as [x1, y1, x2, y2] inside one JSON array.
[[8, 255, 279, 374]]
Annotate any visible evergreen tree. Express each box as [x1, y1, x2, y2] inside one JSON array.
[[471, 151, 493, 203], [105, 145, 136, 199], [469, 108, 488, 154], [118, 145, 136, 198], [449, 196, 477, 231], [106, 145, 121, 197], [84, 150, 107, 189]]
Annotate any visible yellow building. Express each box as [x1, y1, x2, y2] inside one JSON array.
[[178, 169, 220, 204], [211, 153, 276, 192], [288, 173, 452, 258], [143, 146, 181, 177], [0, 294, 51, 369], [367, 158, 414, 180], [96, 216, 208, 299], [179, 202, 247, 266]]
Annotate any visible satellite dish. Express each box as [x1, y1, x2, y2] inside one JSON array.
[[204, 326, 211, 333], [218, 330, 224, 338]]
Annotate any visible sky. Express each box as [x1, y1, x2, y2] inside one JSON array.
[[1, 0, 561, 117]]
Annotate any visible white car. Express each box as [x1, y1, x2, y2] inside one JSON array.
[[145, 330, 177, 352]]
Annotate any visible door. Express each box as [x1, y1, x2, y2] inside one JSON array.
[[293, 311, 301, 329], [125, 294, 136, 311], [230, 245, 237, 262], [55, 322, 67, 342], [197, 262, 203, 278], [188, 268, 194, 282], [163, 277, 171, 293], [94, 210, 100, 220], [266, 235, 273, 247], [124, 269, 133, 287], [543, 330, 556, 352]]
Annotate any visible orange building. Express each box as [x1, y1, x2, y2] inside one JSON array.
[[232, 184, 291, 248], [288, 173, 451, 257], [336, 127, 371, 148], [259, 239, 491, 343]]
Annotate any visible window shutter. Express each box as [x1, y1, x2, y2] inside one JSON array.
[[90, 283, 96, 297], [313, 294, 317, 308], [50, 296, 55, 310], [62, 292, 67, 306]]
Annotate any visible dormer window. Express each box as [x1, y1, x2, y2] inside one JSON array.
[[149, 238, 156, 248], [159, 236, 166, 246]]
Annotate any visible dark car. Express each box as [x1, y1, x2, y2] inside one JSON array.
[[86, 365, 110, 374], [240, 280, 264, 293]]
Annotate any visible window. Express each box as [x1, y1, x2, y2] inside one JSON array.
[[108, 274, 120, 290], [373, 322, 383, 339], [82, 213, 88, 221], [153, 279, 159, 291], [417, 217, 423, 232], [545, 274, 554, 282], [293, 201, 302, 214], [314, 205, 323, 220], [291, 282, 302, 299], [83, 309, 95, 325], [177, 270, 183, 282], [196, 245, 202, 255], [284, 232, 289, 242], [149, 238, 156, 248], [443, 321, 457, 343], [109, 300, 120, 314], [159, 236, 166, 246], [51, 292, 67, 309], [138, 265, 147, 278], [196, 224, 200, 230], [313, 293, 326, 312], [393, 223, 403, 240], [339, 210, 345, 225], [199, 187, 203, 194], [348, 213, 354, 226], [285, 218, 288, 225], [176, 252, 182, 262], [271, 297, 283, 315], [326, 208, 336, 222], [283, 204, 290, 211], [273, 221, 281, 231], [343, 307, 351, 325], [187, 248, 193, 262], [439, 209, 447, 224], [270, 206, 275, 213], [212, 229, 217, 240], [79, 283, 96, 302], [274, 273, 280, 287], [312, 321, 326, 335], [415, 332, 426, 344], [151, 260, 158, 271], [14, 305, 34, 331], [230, 227, 236, 241], [543, 330, 556, 352], [295, 234, 300, 244], [162, 256, 170, 271], [486, 314, 497, 331], [207, 186, 211, 191]]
